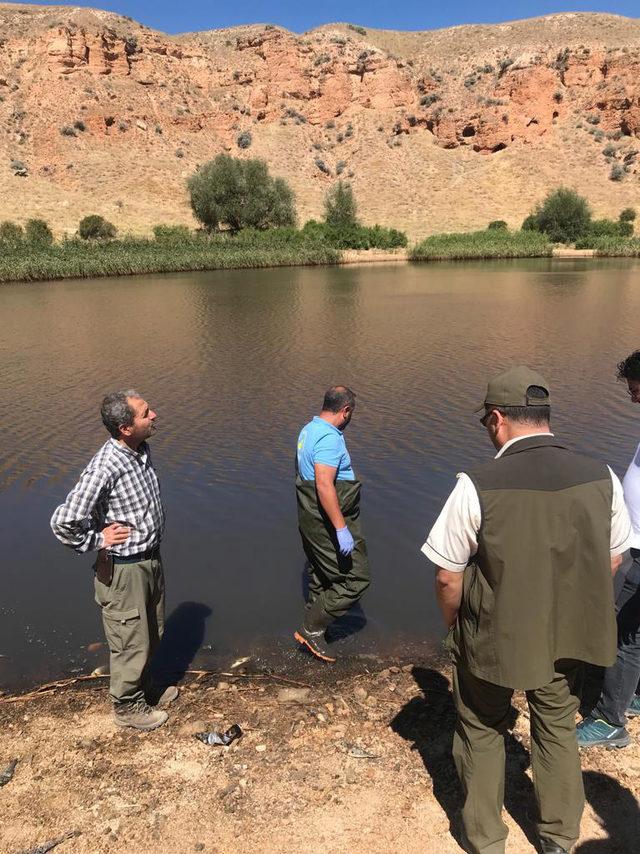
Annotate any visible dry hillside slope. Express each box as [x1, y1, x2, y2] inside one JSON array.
[[1, 5, 640, 239]]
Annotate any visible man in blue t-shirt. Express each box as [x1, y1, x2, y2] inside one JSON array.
[[294, 386, 370, 662]]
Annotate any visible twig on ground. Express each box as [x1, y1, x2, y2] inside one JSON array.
[[17, 828, 80, 854]]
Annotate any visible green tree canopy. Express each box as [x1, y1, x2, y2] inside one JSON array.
[[78, 215, 117, 240], [524, 188, 592, 244], [25, 218, 54, 247], [187, 155, 296, 232], [324, 181, 358, 229]]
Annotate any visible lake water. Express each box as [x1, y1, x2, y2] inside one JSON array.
[[1, 258, 639, 691]]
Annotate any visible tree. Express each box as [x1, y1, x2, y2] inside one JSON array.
[[25, 218, 54, 247], [525, 188, 592, 244], [78, 215, 117, 240], [0, 221, 24, 248], [620, 207, 637, 223], [324, 181, 358, 229], [187, 154, 296, 232]]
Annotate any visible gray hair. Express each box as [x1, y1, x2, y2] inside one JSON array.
[[101, 389, 142, 438]]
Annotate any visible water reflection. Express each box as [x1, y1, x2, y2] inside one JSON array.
[[2, 258, 640, 689]]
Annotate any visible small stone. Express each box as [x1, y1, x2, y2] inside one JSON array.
[[136, 120, 148, 131], [216, 681, 230, 691], [402, 663, 414, 672], [255, 744, 267, 752], [277, 687, 311, 704], [194, 845, 205, 852], [353, 686, 368, 702]]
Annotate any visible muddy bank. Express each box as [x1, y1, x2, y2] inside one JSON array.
[[1, 661, 638, 854]]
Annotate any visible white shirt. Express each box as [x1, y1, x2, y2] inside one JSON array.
[[422, 434, 633, 572], [622, 442, 640, 549]]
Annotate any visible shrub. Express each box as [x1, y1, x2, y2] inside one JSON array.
[[420, 93, 440, 107], [73, 120, 86, 132], [324, 181, 358, 229], [78, 215, 117, 240], [237, 130, 252, 149], [589, 219, 633, 237], [314, 157, 331, 175], [602, 144, 617, 158], [610, 164, 625, 181], [348, 24, 367, 35], [60, 125, 76, 137], [301, 220, 407, 250], [25, 218, 53, 246], [152, 224, 193, 243], [620, 207, 637, 222], [187, 154, 296, 232], [524, 187, 592, 243], [553, 90, 564, 103], [488, 220, 508, 230], [0, 221, 24, 247], [586, 113, 601, 125]]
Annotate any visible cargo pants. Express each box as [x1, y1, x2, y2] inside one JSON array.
[[452, 660, 585, 854], [94, 555, 165, 705]]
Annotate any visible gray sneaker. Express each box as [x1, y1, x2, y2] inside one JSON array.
[[113, 699, 168, 731]]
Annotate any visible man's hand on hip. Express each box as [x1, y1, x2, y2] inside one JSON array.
[[102, 522, 131, 548], [336, 526, 355, 555]]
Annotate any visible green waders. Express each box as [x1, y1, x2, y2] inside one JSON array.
[[296, 474, 370, 628], [94, 555, 165, 705], [451, 660, 585, 854]]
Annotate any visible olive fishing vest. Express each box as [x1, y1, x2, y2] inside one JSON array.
[[450, 436, 617, 690]]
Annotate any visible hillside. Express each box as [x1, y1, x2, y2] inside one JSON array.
[[2, 5, 640, 240]]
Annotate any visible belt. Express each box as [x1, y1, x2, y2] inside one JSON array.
[[112, 547, 160, 564]]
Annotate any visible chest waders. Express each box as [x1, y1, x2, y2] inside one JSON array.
[[295, 473, 371, 632]]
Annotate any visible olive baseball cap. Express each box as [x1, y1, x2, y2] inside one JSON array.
[[476, 365, 551, 414]]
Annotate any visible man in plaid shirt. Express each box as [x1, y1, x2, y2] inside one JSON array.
[[51, 389, 176, 731]]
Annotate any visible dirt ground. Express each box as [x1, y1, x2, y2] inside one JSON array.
[[1, 660, 638, 854]]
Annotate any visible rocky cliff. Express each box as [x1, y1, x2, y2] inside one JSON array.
[[2, 4, 640, 239]]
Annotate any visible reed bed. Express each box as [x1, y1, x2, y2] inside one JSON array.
[[574, 235, 640, 256], [409, 229, 553, 261], [0, 236, 341, 284]]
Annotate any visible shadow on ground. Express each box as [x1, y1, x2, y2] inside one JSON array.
[[391, 667, 537, 851], [575, 770, 640, 853], [391, 667, 639, 853], [151, 600, 212, 685]]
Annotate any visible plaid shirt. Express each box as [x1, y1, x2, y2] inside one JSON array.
[[51, 438, 165, 556]]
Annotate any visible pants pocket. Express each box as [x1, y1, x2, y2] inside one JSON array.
[[101, 606, 141, 654]]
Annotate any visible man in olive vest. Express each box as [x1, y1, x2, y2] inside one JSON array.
[[421, 366, 632, 854], [294, 385, 370, 662]]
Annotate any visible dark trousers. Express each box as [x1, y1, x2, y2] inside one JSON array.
[[453, 661, 585, 854], [593, 550, 640, 727]]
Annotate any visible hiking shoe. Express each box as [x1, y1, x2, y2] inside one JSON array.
[[294, 627, 336, 663], [576, 716, 630, 749], [113, 699, 168, 731], [538, 837, 568, 854], [146, 684, 179, 708], [627, 695, 640, 718]]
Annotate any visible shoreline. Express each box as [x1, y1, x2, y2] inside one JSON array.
[[1, 245, 629, 286], [1, 661, 637, 853]]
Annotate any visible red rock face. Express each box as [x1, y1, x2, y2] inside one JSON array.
[[3, 7, 640, 235]]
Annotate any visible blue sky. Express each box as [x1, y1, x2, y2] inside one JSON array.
[[20, 1, 639, 35]]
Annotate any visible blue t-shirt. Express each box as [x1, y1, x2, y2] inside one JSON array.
[[297, 416, 355, 481]]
